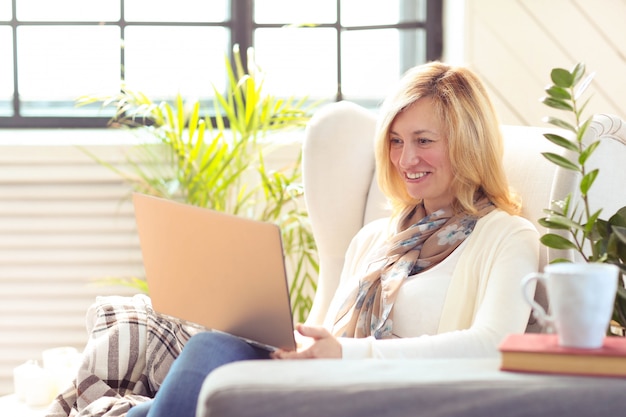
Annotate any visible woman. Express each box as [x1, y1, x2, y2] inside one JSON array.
[[128, 61, 539, 416]]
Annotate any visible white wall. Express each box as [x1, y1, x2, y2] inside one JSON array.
[[0, 131, 140, 395], [444, 0, 626, 126]]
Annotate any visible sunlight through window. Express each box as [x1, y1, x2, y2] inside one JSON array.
[[0, 0, 441, 127]]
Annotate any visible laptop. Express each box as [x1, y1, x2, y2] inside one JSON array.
[[132, 192, 296, 352]]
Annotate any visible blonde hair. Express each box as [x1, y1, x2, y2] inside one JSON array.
[[375, 61, 521, 217]]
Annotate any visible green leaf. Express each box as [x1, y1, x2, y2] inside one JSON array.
[[543, 133, 578, 152], [596, 218, 611, 239], [607, 234, 626, 264], [540, 233, 578, 250], [538, 217, 569, 230], [539, 214, 583, 231], [93, 276, 149, 294], [541, 152, 580, 171], [571, 62, 586, 85], [613, 286, 626, 329], [579, 169, 599, 195], [579, 140, 600, 165], [542, 97, 574, 112], [542, 207, 563, 217], [550, 258, 573, 264], [187, 101, 200, 140], [585, 209, 604, 237], [576, 117, 592, 142], [175, 94, 184, 137], [551, 68, 574, 88], [613, 225, 626, 245], [545, 86, 571, 100], [577, 97, 593, 121], [609, 207, 626, 227], [574, 72, 594, 100], [542, 116, 576, 133]]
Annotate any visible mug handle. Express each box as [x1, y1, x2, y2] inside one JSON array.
[[521, 272, 554, 332]]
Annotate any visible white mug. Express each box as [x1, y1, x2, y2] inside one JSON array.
[[521, 262, 619, 349]]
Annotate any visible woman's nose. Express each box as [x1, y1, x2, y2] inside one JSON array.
[[399, 145, 419, 167]]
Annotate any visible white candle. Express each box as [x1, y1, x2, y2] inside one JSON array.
[[42, 346, 81, 394], [13, 360, 58, 407], [26, 368, 57, 407], [13, 360, 38, 402]]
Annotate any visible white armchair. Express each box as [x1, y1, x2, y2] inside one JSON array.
[[196, 102, 626, 417], [301, 101, 561, 331]]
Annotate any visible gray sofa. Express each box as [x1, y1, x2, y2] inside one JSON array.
[[197, 358, 626, 417]]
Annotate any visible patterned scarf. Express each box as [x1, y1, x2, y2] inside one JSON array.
[[332, 193, 494, 339]]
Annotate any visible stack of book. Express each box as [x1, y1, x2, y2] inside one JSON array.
[[499, 333, 626, 377]]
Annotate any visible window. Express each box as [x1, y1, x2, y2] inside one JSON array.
[[0, 0, 442, 128]]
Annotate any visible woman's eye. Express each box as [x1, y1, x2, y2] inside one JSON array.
[[390, 137, 403, 145], [418, 138, 433, 145]]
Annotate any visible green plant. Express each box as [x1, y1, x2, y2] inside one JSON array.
[[79, 45, 319, 322], [538, 62, 626, 331]]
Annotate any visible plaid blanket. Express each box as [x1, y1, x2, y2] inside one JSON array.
[[46, 294, 203, 417]]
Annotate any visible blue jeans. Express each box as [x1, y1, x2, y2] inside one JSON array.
[[127, 331, 270, 417]]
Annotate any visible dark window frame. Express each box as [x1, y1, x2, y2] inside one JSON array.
[[0, 0, 442, 128]]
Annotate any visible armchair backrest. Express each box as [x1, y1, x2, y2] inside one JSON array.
[[302, 101, 626, 332]]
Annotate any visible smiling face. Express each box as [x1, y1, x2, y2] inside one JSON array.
[[388, 97, 454, 214]]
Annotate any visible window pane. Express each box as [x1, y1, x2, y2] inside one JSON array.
[[341, 0, 426, 25], [0, 0, 11, 21], [17, 26, 121, 116], [0, 26, 12, 116], [255, 0, 336, 24], [17, 0, 120, 22], [341, 28, 425, 103], [400, 28, 426, 71], [341, 29, 401, 101], [125, 0, 227, 22], [124, 26, 228, 100], [254, 28, 337, 99]]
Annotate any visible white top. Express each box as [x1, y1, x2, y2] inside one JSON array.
[[392, 241, 463, 337], [326, 236, 465, 338], [321, 210, 540, 359]]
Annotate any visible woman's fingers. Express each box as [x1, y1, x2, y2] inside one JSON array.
[[270, 325, 342, 359]]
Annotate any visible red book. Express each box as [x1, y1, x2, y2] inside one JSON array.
[[499, 333, 626, 378]]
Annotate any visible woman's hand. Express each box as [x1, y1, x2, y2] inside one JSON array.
[[270, 324, 342, 359]]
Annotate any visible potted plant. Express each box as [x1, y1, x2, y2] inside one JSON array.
[[78, 45, 319, 322], [538, 62, 626, 332]]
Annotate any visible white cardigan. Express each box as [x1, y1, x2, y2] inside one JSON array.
[[322, 209, 540, 359]]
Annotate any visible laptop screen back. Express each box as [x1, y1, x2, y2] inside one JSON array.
[[132, 193, 296, 351]]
